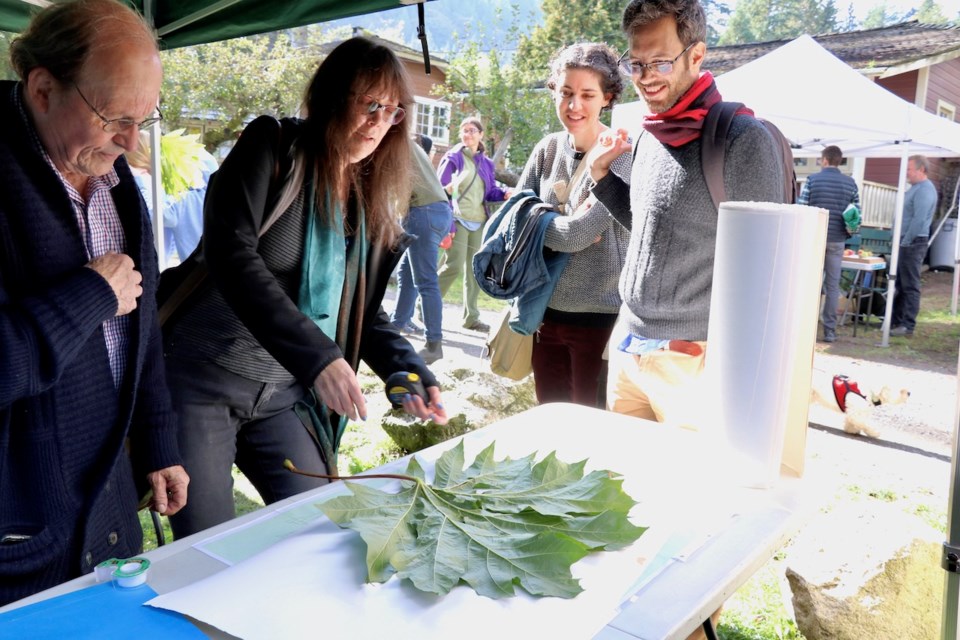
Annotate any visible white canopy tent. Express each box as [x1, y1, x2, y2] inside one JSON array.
[[711, 34, 960, 350], [613, 34, 960, 639]]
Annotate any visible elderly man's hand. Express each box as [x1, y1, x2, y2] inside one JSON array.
[[146, 465, 189, 516], [87, 252, 142, 316]]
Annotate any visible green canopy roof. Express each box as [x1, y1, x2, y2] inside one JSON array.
[[0, 0, 433, 48]]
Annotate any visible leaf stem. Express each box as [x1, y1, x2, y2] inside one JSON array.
[[283, 459, 419, 483]]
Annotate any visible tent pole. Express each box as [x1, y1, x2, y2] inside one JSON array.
[[941, 340, 960, 640], [878, 145, 909, 347], [953, 176, 960, 314], [953, 223, 959, 315], [141, 0, 166, 269], [148, 124, 165, 270]]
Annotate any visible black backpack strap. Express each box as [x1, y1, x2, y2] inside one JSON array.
[[760, 118, 798, 204], [701, 101, 741, 211]]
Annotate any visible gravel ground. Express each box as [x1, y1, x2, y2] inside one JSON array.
[[809, 351, 957, 458]]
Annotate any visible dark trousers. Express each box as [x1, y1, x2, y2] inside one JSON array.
[[531, 318, 614, 408], [166, 356, 329, 539], [891, 238, 927, 331]]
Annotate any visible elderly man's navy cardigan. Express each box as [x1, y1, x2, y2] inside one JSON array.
[[0, 81, 181, 606]]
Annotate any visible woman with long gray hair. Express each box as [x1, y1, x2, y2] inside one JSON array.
[[163, 37, 448, 538]]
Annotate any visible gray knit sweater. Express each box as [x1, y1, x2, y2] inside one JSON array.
[[517, 131, 631, 315], [592, 115, 785, 341]]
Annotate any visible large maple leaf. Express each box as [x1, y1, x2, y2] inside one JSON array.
[[317, 441, 646, 599]]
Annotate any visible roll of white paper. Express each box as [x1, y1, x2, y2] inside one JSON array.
[[704, 201, 828, 488]]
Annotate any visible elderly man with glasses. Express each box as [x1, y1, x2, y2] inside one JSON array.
[[0, 0, 187, 606], [591, 0, 785, 429]]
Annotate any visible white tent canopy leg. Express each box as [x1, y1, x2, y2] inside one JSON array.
[[148, 122, 166, 270], [942, 341, 960, 639], [953, 189, 960, 314]]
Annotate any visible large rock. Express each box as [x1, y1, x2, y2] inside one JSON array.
[[785, 499, 942, 640]]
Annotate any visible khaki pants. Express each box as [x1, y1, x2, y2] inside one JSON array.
[[605, 332, 708, 430]]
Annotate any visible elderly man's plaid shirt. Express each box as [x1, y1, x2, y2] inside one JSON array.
[[14, 84, 130, 388]]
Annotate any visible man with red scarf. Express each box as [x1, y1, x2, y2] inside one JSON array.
[[591, 0, 785, 432]]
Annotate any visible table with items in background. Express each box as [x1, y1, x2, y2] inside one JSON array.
[[839, 259, 887, 336]]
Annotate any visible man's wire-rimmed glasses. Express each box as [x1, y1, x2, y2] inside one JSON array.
[[74, 83, 163, 132], [360, 94, 406, 125], [618, 42, 696, 77]]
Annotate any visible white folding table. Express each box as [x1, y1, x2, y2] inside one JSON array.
[[1, 404, 809, 640]]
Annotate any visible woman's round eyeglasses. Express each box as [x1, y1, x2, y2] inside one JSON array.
[[360, 95, 405, 125]]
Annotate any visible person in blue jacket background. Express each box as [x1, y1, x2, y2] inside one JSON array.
[[164, 149, 218, 262]]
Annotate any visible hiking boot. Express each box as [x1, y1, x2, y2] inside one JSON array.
[[890, 325, 913, 337], [464, 320, 490, 333], [418, 341, 443, 364]]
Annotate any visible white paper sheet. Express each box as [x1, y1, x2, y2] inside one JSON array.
[[147, 410, 747, 640], [705, 201, 828, 488]]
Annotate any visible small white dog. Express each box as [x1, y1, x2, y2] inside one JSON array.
[[810, 374, 910, 438]]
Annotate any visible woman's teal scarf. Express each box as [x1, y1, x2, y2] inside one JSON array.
[[297, 186, 366, 338], [295, 184, 367, 474]]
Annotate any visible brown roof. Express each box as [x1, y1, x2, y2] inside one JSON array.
[[707, 21, 960, 77]]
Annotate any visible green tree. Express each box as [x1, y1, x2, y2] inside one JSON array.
[[862, 2, 907, 29], [437, 21, 554, 175], [160, 32, 320, 150], [514, 0, 624, 79], [0, 32, 16, 81], [432, 7, 551, 174], [718, 0, 838, 44], [916, 0, 949, 24], [704, 0, 734, 45], [840, 2, 858, 31], [487, 0, 632, 170]]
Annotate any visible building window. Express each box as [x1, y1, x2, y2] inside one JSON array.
[[414, 98, 450, 144], [937, 99, 956, 121]]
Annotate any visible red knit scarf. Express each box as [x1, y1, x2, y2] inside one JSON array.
[[642, 72, 753, 147]]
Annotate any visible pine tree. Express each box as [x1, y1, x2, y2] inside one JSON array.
[[916, 0, 949, 24], [841, 3, 857, 32], [514, 0, 624, 83], [718, 0, 839, 44], [862, 2, 907, 29], [704, 0, 734, 45]]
